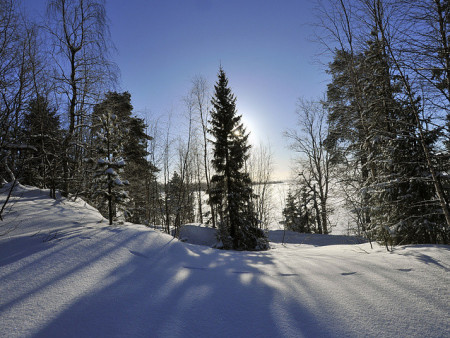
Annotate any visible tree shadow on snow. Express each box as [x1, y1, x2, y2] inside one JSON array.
[[30, 230, 331, 338]]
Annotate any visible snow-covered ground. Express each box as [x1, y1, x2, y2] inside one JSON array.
[[1, 184, 449, 337]]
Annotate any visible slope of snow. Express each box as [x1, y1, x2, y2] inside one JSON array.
[[178, 224, 218, 246], [0, 184, 449, 337]]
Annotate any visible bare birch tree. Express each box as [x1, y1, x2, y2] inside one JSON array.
[[248, 143, 275, 229], [46, 0, 117, 195], [0, 1, 39, 183], [190, 76, 217, 227], [285, 98, 333, 234]]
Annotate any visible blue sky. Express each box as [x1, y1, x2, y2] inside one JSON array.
[[26, 0, 331, 180]]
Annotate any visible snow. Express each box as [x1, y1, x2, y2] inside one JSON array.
[[1, 184, 449, 338], [114, 178, 123, 186], [105, 167, 116, 175], [178, 225, 367, 248], [178, 224, 218, 246], [268, 230, 367, 246]]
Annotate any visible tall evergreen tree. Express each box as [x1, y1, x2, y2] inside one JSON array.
[[326, 49, 373, 234], [362, 31, 441, 245], [326, 29, 442, 245], [21, 96, 62, 197], [91, 110, 128, 225], [91, 92, 157, 224], [209, 67, 268, 250]]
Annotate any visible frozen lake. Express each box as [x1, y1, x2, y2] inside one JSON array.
[[196, 181, 352, 235]]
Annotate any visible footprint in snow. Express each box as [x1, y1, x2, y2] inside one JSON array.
[[341, 272, 357, 276], [397, 268, 413, 272]]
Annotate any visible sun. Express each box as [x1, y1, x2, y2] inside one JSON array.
[[233, 128, 242, 137], [239, 111, 260, 146]]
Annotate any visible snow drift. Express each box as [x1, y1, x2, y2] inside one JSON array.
[[0, 184, 449, 337]]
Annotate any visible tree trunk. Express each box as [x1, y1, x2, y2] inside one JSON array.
[[313, 186, 323, 234], [108, 178, 113, 225]]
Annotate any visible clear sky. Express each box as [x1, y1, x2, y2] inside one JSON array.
[[26, 0, 331, 180]]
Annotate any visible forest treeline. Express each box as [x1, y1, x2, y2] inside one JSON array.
[[0, 0, 270, 250], [1, 0, 449, 248], [283, 0, 450, 247]]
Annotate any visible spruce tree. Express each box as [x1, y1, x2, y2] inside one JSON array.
[[326, 49, 373, 234], [21, 95, 62, 197], [209, 67, 268, 250], [167, 171, 194, 228], [91, 110, 129, 225], [91, 92, 157, 224], [360, 32, 440, 245], [122, 115, 158, 224], [326, 30, 442, 245], [283, 191, 304, 233]]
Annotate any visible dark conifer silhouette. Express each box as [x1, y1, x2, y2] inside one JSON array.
[[209, 67, 268, 250]]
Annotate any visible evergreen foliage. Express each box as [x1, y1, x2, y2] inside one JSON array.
[[326, 30, 444, 245], [91, 92, 158, 224], [21, 96, 62, 197], [283, 191, 304, 233], [90, 109, 129, 225], [209, 68, 268, 250], [2, 0, 450, 248], [166, 171, 194, 229], [282, 187, 316, 234], [364, 33, 442, 245]]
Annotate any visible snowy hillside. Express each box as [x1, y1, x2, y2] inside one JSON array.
[[1, 184, 449, 337]]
